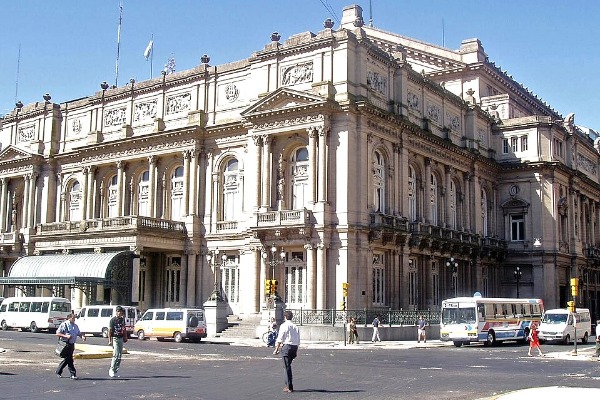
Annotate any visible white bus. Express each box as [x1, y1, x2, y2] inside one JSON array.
[[440, 296, 544, 347], [0, 297, 72, 333]]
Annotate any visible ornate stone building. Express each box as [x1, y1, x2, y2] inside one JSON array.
[[0, 5, 599, 322]]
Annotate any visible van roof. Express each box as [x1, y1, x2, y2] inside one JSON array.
[[544, 308, 590, 313]]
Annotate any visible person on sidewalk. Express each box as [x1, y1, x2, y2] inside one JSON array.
[[108, 306, 128, 378], [417, 315, 428, 343], [55, 313, 86, 380], [594, 320, 600, 359], [371, 315, 382, 342], [348, 317, 359, 344], [273, 310, 300, 393], [527, 323, 544, 357]]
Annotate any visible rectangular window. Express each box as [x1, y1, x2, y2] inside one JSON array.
[[409, 270, 418, 307], [88, 308, 100, 317], [510, 213, 525, 241], [521, 135, 528, 151], [510, 137, 518, 152], [372, 253, 385, 306], [503, 139, 509, 154], [100, 309, 113, 317]]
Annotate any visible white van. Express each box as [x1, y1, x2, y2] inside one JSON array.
[[0, 297, 71, 332], [538, 308, 591, 344], [134, 308, 207, 343], [76, 305, 141, 337]]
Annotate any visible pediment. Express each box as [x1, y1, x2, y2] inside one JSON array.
[[241, 87, 329, 119], [500, 196, 530, 210], [0, 145, 34, 163]]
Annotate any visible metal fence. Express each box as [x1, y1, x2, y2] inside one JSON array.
[[287, 308, 441, 327]]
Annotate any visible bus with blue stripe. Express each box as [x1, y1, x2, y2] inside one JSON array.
[[440, 296, 544, 347]]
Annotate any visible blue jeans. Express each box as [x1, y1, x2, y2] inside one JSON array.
[[110, 337, 123, 374]]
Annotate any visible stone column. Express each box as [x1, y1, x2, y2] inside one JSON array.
[[116, 161, 123, 216], [253, 136, 262, 210], [81, 167, 89, 220], [189, 151, 198, 215], [318, 127, 328, 203], [305, 243, 316, 308], [0, 178, 7, 231], [28, 173, 36, 228], [261, 135, 271, 209], [86, 166, 95, 219], [186, 251, 197, 306], [445, 166, 452, 228], [22, 175, 30, 228], [183, 150, 190, 216], [464, 172, 472, 232], [425, 159, 432, 224], [316, 242, 327, 309], [308, 128, 317, 204], [148, 155, 156, 218]]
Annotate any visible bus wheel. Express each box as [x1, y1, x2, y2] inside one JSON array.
[[174, 332, 183, 343], [453, 341, 463, 347], [1, 320, 7, 330], [582, 332, 589, 344], [484, 331, 496, 346], [29, 321, 39, 333]]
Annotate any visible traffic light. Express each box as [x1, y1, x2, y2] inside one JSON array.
[[567, 300, 575, 313], [272, 280, 278, 295], [570, 278, 579, 297], [342, 282, 349, 297], [265, 280, 272, 296], [340, 300, 346, 311]]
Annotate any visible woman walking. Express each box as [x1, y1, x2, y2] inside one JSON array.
[[528, 323, 544, 357]]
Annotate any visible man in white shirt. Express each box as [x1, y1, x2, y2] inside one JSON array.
[[273, 310, 300, 393]]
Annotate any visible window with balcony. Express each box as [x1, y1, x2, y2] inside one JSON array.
[[107, 175, 118, 218], [408, 166, 417, 222], [373, 150, 385, 213], [137, 171, 150, 217], [170, 166, 184, 221], [68, 180, 82, 221], [291, 147, 309, 210], [222, 158, 240, 221]]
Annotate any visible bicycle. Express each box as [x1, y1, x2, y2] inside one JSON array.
[[262, 329, 278, 347]]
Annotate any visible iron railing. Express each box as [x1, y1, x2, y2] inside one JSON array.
[[287, 308, 440, 327]]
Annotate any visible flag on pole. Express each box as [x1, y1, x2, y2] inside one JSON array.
[[144, 40, 154, 60]]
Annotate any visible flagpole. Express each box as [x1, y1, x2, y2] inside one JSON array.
[[115, 0, 123, 87]]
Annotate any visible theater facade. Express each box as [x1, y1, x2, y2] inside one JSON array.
[[0, 5, 599, 322]]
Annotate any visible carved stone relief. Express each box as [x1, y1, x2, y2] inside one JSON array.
[[367, 71, 387, 95], [134, 99, 158, 122], [281, 62, 313, 86], [166, 93, 191, 115], [104, 107, 127, 127]]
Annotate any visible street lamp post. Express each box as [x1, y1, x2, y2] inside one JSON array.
[[207, 248, 227, 301], [513, 266, 522, 298], [262, 244, 286, 299], [446, 257, 459, 298]]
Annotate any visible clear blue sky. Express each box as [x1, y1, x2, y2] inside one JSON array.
[[2, 1, 599, 130]]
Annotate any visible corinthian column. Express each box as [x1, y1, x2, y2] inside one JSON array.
[[261, 135, 271, 210]]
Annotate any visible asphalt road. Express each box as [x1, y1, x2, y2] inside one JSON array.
[[1, 330, 599, 400]]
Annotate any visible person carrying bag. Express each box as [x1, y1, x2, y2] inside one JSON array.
[[55, 313, 86, 380]]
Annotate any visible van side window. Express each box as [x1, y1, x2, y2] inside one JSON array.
[[51, 302, 70, 312], [20, 302, 31, 312], [0, 304, 6, 312], [31, 302, 42, 312], [88, 308, 100, 317], [101, 309, 113, 317], [156, 312, 165, 320], [166, 312, 183, 321], [41, 302, 49, 313], [8, 302, 18, 312], [142, 312, 154, 321]]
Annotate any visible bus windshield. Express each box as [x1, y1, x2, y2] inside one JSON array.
[[442, 307, 476, 324]]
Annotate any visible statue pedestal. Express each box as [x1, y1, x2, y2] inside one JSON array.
[[203, 299, 229, 337]]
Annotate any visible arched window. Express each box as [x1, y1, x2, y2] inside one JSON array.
[[291, 147, 309, 209], [68, 181, 82, 221], [481, 189, 488, 236], [373, 150, 385, 213], [222, 159, 240, 221], [430, 174, 438, 225], [408, 166, 417, 222], [449, 181, 457, 229], [107, 175, 118, 218], [138, 171, 150, 217], [171, 166, 185, 221]]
